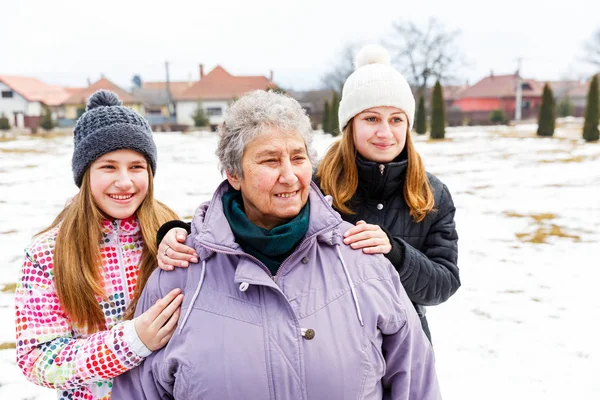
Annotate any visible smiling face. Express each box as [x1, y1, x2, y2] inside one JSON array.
[[352, 106, 409, 163], [89, 149, 149, 220], [226, 129, 313, 230]]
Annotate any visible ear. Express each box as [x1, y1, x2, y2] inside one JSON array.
[[226, 170, 241, 190]]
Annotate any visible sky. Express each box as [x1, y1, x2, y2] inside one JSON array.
[[1, 0, 598, 91]]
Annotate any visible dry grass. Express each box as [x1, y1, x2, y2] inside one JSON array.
[[0, 283, 17, 293], [0, 342, 16, 350], [0, 148, 47, 154], [505, 211, 582, 244], [538, 155, 588, 164], [516, 224, 581, 244], [0, 229, 17, 234], [504, 211, 558, 221]]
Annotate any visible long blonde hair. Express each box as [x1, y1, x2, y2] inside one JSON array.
[[316, 119, 434, 222], [37, 168, 178, 333]]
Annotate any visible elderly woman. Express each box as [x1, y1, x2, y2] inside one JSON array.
[[112, 90, 440, 399]]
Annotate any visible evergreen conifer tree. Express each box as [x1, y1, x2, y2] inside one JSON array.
[[415, 94, 427, 134], [583, 75, 599, 142], [322, 100, 330, 133], [537, 83, 556, 137], [39, 108, 55, 131], [192, 103, 209, 127], [430, 81, 445, 139], [0, 113, 10, 130], [557, 96, 574, 117], [331, 92, 340, 136]]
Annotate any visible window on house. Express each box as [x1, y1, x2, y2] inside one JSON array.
[[206, 107, 222, 116], [1, 90, 13, 98], [522, 101, 531, 110], [521, 83, 532, 91]]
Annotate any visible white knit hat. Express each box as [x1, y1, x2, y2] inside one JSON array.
[[338, 44, 415, 132]]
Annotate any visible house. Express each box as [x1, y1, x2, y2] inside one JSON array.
[[288, 89, 336, 129], [550, 74, 599, 117], [131, 80, 194, 128], [0, 75, 70, 129], [60, 78, 142, 125], [453, 73, 544, 124], [174, 65, 277, 130]]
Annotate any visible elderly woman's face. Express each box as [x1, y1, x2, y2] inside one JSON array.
[[227, 129, 312, 230]]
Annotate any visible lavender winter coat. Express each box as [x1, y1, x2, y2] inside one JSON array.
[[112, 181, 440, 399]]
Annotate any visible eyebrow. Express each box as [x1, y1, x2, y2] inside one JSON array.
[[254, 147, 307, 158], [98, 159, 147, 164], [360, 110, 405, 116]]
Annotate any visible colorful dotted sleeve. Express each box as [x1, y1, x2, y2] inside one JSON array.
[[15, 249, 147, 390]]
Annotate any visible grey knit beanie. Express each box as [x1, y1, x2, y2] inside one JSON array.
[[72, 90, 157, 187]]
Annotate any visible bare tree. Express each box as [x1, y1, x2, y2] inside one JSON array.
[[584, 28, 600, 67], [321, 43, 358, 93], [386, 18, 462, 94]]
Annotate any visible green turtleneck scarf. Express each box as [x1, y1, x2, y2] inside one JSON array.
[[222, 190, 310, 276]]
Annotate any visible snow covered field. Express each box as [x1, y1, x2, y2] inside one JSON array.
[[1, 123, 598, 399]]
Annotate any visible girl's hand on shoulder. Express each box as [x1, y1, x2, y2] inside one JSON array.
[[158, 228, 198, 271], [343, 220, 392, 255], [134, 288, 184, 351]]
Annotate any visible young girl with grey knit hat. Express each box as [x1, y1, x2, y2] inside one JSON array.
[[15, 90, 184, 399]]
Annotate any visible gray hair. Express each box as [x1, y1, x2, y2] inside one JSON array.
[[216, 90, 315, 177]]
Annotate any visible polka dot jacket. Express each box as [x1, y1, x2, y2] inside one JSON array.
[[15, 216, 151, 400]]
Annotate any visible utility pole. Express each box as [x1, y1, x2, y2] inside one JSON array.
[[165, 60, 175, 119], [515, 57, 522, 121]]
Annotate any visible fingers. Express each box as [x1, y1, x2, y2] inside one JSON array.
[[344, 226, 385, 245], [150, 293, 184, 331], [344, 221, 378, 239], [143, 288, 182, 321], [174, 228, 188, 243], [157, 307, 181, 345], [158, 237, 198, 271]]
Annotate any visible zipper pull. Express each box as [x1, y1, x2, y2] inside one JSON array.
[[272, 275, 278, 283], [379, 164, 385, 175]]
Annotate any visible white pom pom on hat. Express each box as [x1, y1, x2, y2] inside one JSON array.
[[354, 44, 392, 68], [338, 44, 415, 133]]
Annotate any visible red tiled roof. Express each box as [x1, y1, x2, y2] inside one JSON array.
[[443, 85, 469, 100], [175, 66, 276, 101], [63, 78, 136, 105], [142, 81, 194, 96], [564, 74, 599, 98], [458, 74, 544, 99], [64, 86, 85, 95], [0, 75, 70, 106]]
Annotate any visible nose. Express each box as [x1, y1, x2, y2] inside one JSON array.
[[114, 169, 133, 190], [376, 121, 393, 137], [278, 159, 298, 185]]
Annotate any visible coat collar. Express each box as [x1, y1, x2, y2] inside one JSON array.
[[356, 152, 408, 199], [100, 215, 140, 235], [191, 180, 344, 262]]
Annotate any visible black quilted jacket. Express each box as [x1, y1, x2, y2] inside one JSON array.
[[333, 154, 460, 341]]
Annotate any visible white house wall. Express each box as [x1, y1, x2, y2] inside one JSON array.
[[27, 101, 42, 116], [176, 100, 230, 126], [0, 82, 29, 127]]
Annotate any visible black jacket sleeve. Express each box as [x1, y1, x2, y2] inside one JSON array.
[[387, 184, 460, 306], [156, 220, 192, 248]]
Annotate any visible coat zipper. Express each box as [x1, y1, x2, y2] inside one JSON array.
[[113, 220, 130, 308]]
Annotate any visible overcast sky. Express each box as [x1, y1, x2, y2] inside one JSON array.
[[2, 0, 598, 91]]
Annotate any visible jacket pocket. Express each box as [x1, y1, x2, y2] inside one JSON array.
[[190, 286, 262, 326], [359, 337, 386, 398]]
